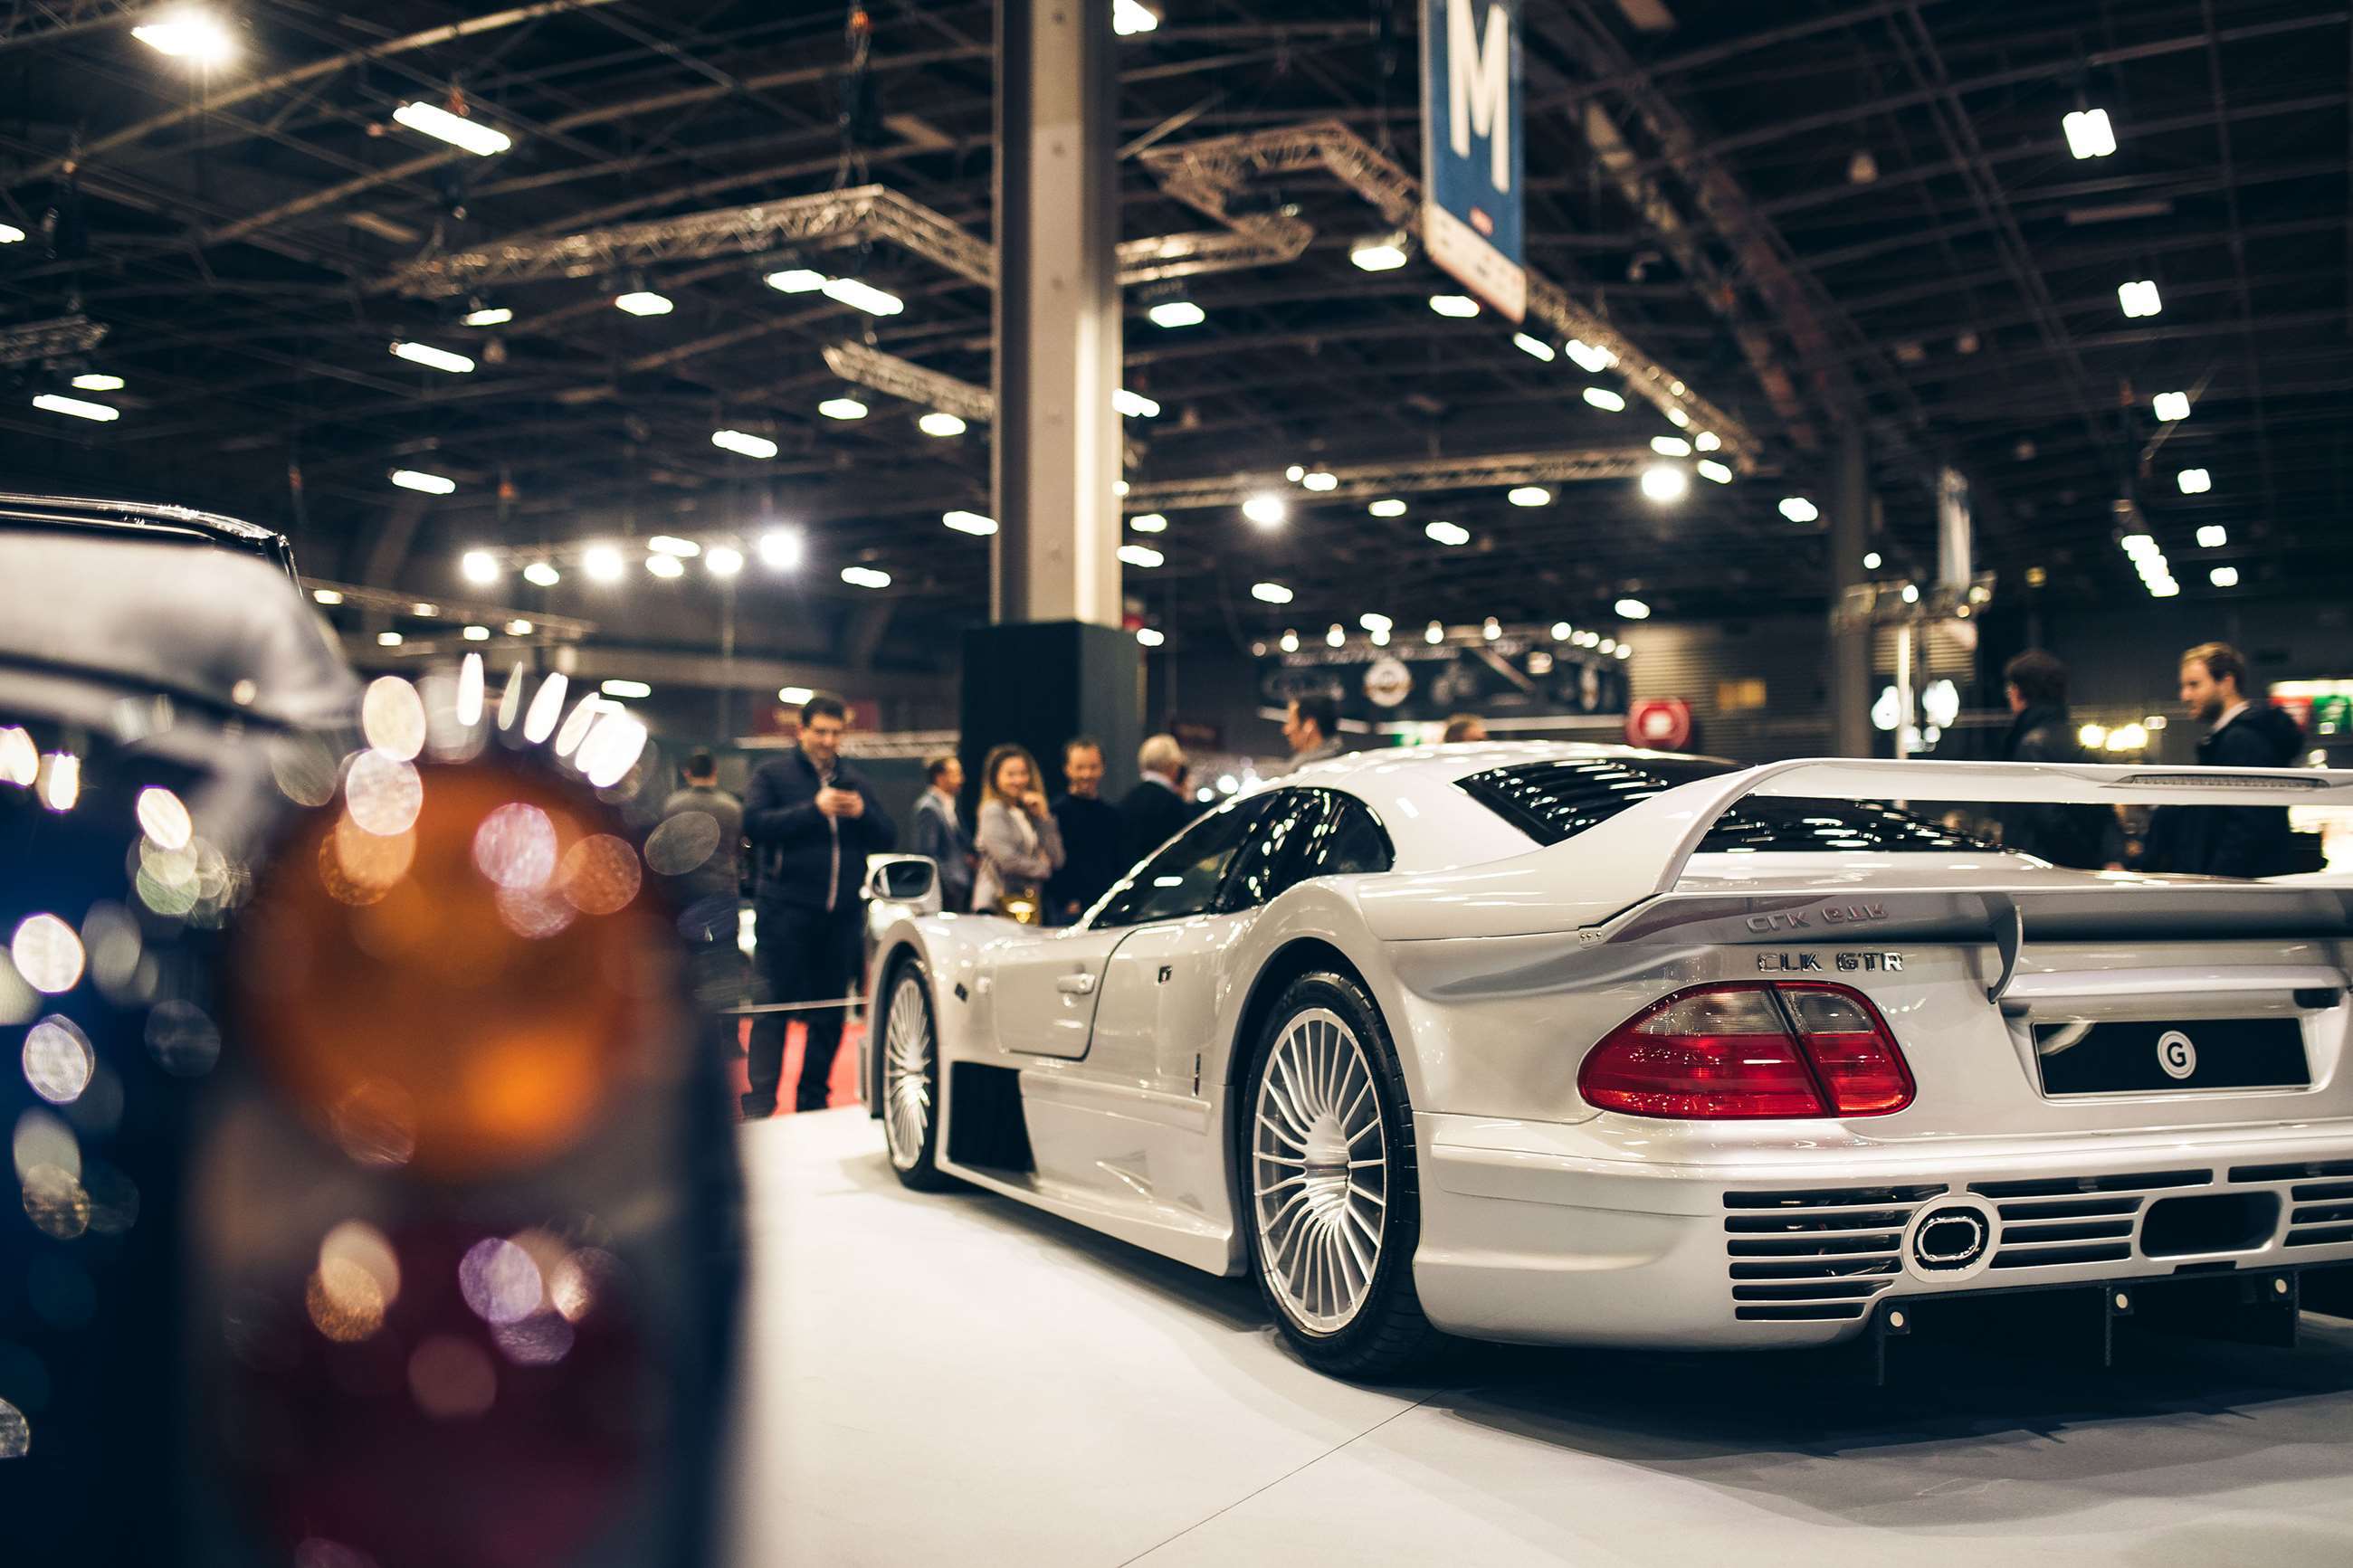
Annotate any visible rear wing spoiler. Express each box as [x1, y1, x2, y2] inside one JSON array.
[[1649, 758, 2353, 904], [1358, 759, 2353, 949]]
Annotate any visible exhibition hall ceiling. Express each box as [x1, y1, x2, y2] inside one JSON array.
[[2, 1, 2344, 660]]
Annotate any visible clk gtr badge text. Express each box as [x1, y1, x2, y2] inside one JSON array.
[[1744, 901, 1889, 933], [1758, 951, 1906, 973]]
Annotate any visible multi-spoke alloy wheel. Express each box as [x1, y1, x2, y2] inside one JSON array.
[[1253, 1007, 1387, 1333], [880, 960, 951, 1190], [1242, 972, 1434, 1378]]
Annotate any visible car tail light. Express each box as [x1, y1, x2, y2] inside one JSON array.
[[1577, 983, 1914, 1119]]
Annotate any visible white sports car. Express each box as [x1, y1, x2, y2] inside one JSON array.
[[861, 744, 2353, 1376]]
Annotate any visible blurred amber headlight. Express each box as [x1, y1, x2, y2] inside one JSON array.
[[230, 759, 664, 1180]]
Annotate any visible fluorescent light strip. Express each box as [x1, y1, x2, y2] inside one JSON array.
[[392, 100, 513, 157], [712, 428, 779, 459], [33, 393, 118, 422], [390, 339, 475, 374]]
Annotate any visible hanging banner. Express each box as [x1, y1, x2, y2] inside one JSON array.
[[1259, 629, 1627, 729], [1421, 0, 1527, 322]]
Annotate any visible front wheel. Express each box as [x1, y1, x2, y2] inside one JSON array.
[[1242, 971, 1434, 1379], [880, 958, 953, 1191]]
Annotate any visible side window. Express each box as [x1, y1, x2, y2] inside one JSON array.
[[1093, 797, 1273, 928], [1282, 790, 1395, 893], [1222, 790, 1321, 911]]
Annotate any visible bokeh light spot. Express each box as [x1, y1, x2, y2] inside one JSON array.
[[306, 1258, 388, 1343], [145, 999, 223, 1077], [361, 677, 428, 762], [9, 915, 83, 994], [491, 1312, 575, 1365], [14, 1107, 79, 1183], [22, 1016, 93, 1104], [472, 802, 558, 891], [0, 1397, 26, 1459], [559, 834, 641, 916], [459, 1237, 545, 1326], [22, 1164, 90, 1240], [136, 786, 193, 850], [345, 751, 424, 837], [643, 811, 720, 876]]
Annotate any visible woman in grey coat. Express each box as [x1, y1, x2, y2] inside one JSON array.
[[972, 743, 1065, 921]]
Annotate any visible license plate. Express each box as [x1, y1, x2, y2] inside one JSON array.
[[2034, 1016, 2309, 1096]]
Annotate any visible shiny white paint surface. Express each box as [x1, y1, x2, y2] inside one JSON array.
[[865, 742, 2353, 1349]]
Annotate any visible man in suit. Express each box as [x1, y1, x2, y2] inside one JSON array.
[[1048, 737, 1126, 924], [1119, 732, 1194, 870], [907, 752, 973, 912], [2143, 641, 2307, 877], [741, 694, 896, 1117]]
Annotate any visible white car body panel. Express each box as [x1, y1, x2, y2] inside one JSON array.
[[866, 746, 2353, 1349]]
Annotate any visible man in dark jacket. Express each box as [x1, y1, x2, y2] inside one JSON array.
[[1993, 651, 2123, 870], [1119, 731, 1194, 870], [741, 694, 896, 1117], [1048, 737, 1127, 924], [2143, 641, 2306, 878]]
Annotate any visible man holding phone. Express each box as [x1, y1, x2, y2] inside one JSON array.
[[741, 693, 895, 1117]]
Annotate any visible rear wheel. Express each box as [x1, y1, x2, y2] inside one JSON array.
[[881, 958, 953, 1191], [1243, 971, 1434, 1378]]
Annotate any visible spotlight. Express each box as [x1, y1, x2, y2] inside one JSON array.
[[132, 9, 237, 65], [1148, 299, 1205, 329], [918, 412, 968, 438], [758, 530, 805, 570], [393, 101, 513, 157], [1348, 233, 1411, 271], [1242, 493, 1288, 527], [706, 546, 745, 577], [1639, 465, 1689, 503], [523, 562, 559, 587], [615, 290, 674, 317], [461, 550, 500, 585], [712, 429, 779, 459], [583, 546, 625, 583]]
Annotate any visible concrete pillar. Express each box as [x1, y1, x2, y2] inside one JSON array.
[[965, 0, 1139, 806], [991, 0, 1123, 626], [1829, 425, 1872, 757]]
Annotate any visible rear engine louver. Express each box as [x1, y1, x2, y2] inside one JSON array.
[[1722, 1185, 1944, 1322]]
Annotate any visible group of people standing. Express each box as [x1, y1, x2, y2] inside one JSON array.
[[910, 731, 1196, 924]]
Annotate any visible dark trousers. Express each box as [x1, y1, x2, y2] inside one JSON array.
[[745, 903, 862, 1116], [677, 895, 744, 1063]]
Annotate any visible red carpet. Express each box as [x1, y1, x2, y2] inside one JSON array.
[[726, 1017, 866, 1117]]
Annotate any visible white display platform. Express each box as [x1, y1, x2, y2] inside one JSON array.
[[724, 1108, 2353, 1566]]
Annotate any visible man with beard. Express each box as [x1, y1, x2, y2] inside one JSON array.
[[2143, 641, 2306, 877]]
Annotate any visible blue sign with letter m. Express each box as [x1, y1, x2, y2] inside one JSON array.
[[1421, 0, 1526, 321]]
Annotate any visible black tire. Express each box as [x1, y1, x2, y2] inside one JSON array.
[[878, 956, 955, 1192], [1240, 970, 1436, 1379]]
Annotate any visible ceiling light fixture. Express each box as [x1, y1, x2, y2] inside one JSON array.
[[1112, 388, 1162, 419], [706, 546, 745, 577], [1113, 0, 1161, 37], [1582, 386, 1626, 412], [614, 290, 673, 317], [1428, 294, 1481, 318], [2210, 565, 2239, 587], [918, 411, 967, 438], [1280, 630, 1300, 652], [602, 679, 652, 699], [841, 565, 891, 589], [461, 549, 500, 584], [393, 100, 512, 157], [1136, 625, 1166, 646], [1242, 493, 1288, 527], [943, 509, 998, 536], [820, 277, 903, 317], [2062, 107, 2117, 159], [1482, 618, 1501, 641], [817, 396, 868, 421], [1348, 233, 1410, 271], [389, 468, 454, 494], [1564, 339, 1617, 374], [2196, 524, 2228, 548], [1506, 486, 1551, 508], [1250, 581, 1294, 604], [583, 546, 625, 583], [1301, 470, 1338, 492], [1148, 299, 1205, 329], [1368, 498, 1406, 518], [2177, 467, 2212, 494], [132, 9, 237, 65], [758, 530, 805, 570], [779, 686, 815, 705], [645, 554, 685, 579], [71, 373, 124, 392], [462, 305, 513, 327], [390, 339, 474, 374], [312, 588, 343, 605], [1615, 597, 1652, 620], [33, 393, 119, 423], [1119, 544, 1165, 568], [2117, 279, 2162, 318], [647, 536, 701, 557], [1639, 465, 1689, 503], [2152, 391, 2190, 422], [505, 619, 534, 636], [523, 562, 559, 587], [1650, 435, 1692, 457], [1778, 496, 1820, 523], [1694, 431, 1721, 451], [0, 223, 24, 244], [1512, 333, 1556, 362], [1862, 551, 1883, 570], [1424, 520, 1469, 546], [1695, 460, 1733, 484], [462, 624, 491, 641], [1129, 513, 1168, 533], [711, 428, 778, 459], [376, 632, 403, 647], [1425, 621, 1444, 644]]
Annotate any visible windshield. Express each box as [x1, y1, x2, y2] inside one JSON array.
[[1457, 755, 1992, 853]]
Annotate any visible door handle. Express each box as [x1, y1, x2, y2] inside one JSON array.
[[1055, 973, 1097, 995]]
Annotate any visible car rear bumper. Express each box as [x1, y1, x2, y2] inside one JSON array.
[[1412, 1111, 2353, 1348]]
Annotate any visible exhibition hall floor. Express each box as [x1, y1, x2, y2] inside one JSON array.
[[724, 1110, 2353, 1566]]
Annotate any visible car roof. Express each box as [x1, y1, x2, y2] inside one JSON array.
[[0, 493, 297, 583]]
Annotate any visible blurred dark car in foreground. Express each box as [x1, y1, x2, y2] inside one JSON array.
[[0, 496, 741, 1567]]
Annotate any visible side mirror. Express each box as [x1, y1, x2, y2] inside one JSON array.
[[864, 854, 939, 907]]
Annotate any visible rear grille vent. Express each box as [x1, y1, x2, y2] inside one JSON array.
[[2283, 1178, 2353, 1249], [1972, 1170, 2213, 1270], [1722, 1184, 1944, 1322]]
